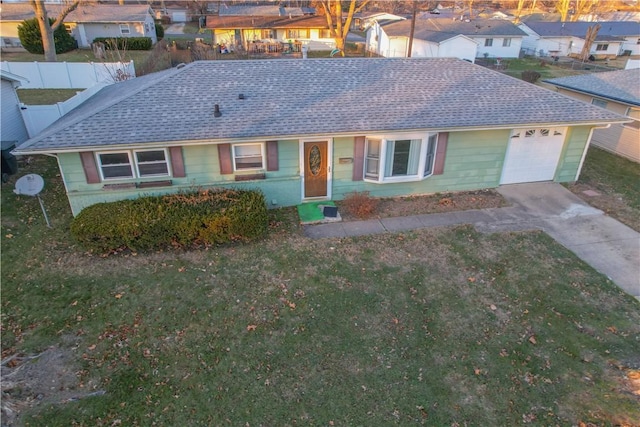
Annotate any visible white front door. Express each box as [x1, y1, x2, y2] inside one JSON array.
[[500, 127, 567, 185]]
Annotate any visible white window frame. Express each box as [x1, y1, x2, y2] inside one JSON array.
[[502, 38, 511, 47], [595, 43, 608, 51], [363, 133, 437, 184], [97, 149, 170, 181], [134, 149, 170, 178], [485, 38, 493, 47], [120, 24, 131, 35], [97, 151, 134, 181], [232, 142, 265, 172]]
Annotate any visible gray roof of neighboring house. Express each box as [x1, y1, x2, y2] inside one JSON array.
[[0, 3, 153, 23], [522, 21, 640, 37], [544, 69, 640, 106], [215, 5, 315, 17], [15, 58, 626, 154], [382, 18, 527, 41]]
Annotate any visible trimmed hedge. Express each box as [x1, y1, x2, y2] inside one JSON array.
[[70, 189, 268, 252], [93, 37, 153, 50]]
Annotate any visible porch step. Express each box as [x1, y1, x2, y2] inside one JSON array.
[[297, 201, 342, 224]]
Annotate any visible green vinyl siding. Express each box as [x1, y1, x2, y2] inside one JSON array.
[[331, 130, 510, 201], [56, 125, 594, 216], [59, 140, 302, 216], [554, 126, 591, 182]]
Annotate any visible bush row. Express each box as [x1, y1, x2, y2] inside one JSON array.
[[70, 189, 269, 252], [93, 37, 153, 50]]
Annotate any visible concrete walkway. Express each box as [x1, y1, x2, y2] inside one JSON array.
[[303, 183, 640, 299]]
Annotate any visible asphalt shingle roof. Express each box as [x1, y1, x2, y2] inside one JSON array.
[[544, 69, 640, 106], [523, 21, 640, 37], [16, 58, 626, 154], [0, 3, 153, 23], [383, 18, 528, 41]]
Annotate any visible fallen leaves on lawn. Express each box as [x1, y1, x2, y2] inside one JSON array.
[[246, 325, 257, 331]]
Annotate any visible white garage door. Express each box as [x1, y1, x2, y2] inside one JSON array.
[[500, 127, 567, 185]]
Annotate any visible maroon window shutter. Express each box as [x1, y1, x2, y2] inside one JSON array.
[[433, 132, 449, 176], [79, 151, 101, 184], [352, 136, 366, 181], [169, 146, 186, 177], [218, 143, 233, 174], [266, 140, 278, 171]]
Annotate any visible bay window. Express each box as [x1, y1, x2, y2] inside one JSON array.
[[364, 134, 437, 183]]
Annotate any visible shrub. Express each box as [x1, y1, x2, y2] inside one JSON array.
[[340, 191, 379, 219], [92, 37, 153, 50], [521, 70, 541, 83], [155, 23, 164, 40], [70, 189, 268, 252], [18, 18, 77, 55]]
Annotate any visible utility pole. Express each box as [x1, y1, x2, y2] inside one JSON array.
[[407, 0, 417, 57]]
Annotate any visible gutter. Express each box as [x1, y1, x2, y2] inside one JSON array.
[[12, 119, 632, 156], [543, 80, 640, 108]]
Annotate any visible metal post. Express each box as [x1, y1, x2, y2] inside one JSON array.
[[36, 194, 51, 228]]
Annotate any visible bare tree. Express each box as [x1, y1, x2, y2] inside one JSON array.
[[572, 0, 600, 21], [319, 0, 370, 56], [30, 0, 81, 62], [513, 0, 527, 23], [555, 0, 571, 21]]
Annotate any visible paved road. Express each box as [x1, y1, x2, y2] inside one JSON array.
[[303, 182, 640, 299]]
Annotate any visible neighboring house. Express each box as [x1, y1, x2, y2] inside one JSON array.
[[545, 69, 640, 162], [0, 3, 157, 50], [356, 12, 405, 31], [0, 69, 29, 147], [518, 21, 640, 58], [13, 58, 627, 217], [367, 18, 526, 59], [205, 14, 334, 51]]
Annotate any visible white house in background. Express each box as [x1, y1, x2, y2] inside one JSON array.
[[355, 12, 405, 31], [518, 21, 640, 58], [367, 18, 526, 60], [367, 19, 477, 61], [0, 3, 157, 50], [0, 70, 29, 147], [545, 69, 640, 163]]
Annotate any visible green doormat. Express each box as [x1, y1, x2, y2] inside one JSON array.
[[297, 201, 337, 224]]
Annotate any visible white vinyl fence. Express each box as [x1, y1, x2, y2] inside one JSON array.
[[1, 61, 135, 89], [20, 83, 107, 137]]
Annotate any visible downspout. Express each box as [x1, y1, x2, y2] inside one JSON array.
[[575, 124, 611, 181], [43, 152, 73, 214]]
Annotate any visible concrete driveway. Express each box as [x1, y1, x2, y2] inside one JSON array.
[[303, 182, 640, 299], [496, 183, 640, 299]]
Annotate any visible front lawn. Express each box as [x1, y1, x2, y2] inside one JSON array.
[[1, 156, 639, 426]]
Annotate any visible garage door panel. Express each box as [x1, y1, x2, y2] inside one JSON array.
[[500, 128, 566, 185]]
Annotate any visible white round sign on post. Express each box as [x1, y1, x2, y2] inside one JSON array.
[[13, 174, 51, 228]]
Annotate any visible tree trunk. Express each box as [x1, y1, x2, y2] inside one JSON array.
[[32, 0, 57, 62], [31, 0, 81, 62]]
